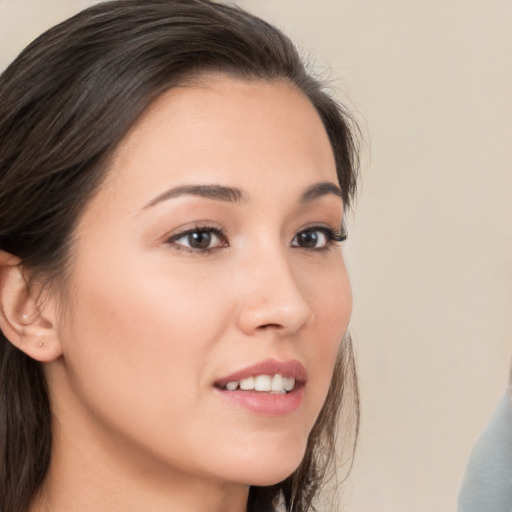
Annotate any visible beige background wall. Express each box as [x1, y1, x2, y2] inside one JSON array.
[[1, 1, 511, 511]]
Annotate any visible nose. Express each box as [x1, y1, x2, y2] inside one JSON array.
[[235, 249, 315, 336]]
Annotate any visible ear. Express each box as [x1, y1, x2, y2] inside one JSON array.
[[0, 250, 63, 362]]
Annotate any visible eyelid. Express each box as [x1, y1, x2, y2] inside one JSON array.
[[297, 222, 347, 241]]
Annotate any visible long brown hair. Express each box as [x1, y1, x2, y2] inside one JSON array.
[[0, 1, 359, 511]]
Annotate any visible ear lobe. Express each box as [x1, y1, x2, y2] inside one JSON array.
[[0, 250, 62, 362]]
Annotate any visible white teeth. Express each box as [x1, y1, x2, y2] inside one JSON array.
[[284, 377, 295, 392], [239, 376, 255, 390], [254, 375, 272, 391], [223, 374, 296, 393], [271, 374, 284, 392], [225, 381, 238, 391]]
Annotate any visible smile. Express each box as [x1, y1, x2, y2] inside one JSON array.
[[214, 359, 306, 415], [223, 374, 296, 394]]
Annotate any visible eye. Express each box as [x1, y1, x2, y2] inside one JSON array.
[[168, 226, 228, 252], [291, 226, 347, 250]]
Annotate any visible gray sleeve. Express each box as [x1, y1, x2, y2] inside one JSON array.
[[458, 391, 512, 512]]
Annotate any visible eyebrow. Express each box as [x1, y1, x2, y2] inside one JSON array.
[[300, 182, 343, 203], [143, 181, 342, 209], [143, 184, 247, 208]]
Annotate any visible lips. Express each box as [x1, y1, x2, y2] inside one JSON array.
[[213, 359, 307, 416]]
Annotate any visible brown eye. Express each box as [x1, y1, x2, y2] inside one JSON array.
[[291, 227, 343, 250], [295, 230, 322, 248], [169, 227, 227, 252], [187, 231, 212, 249]]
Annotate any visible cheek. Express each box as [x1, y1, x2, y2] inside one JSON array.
[[308, 255, 351, 345], [300, 258, 352, 423], [60, 256, 230, 418], [55, 259, 239, 474]]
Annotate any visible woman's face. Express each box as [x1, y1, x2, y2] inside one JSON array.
[[48, 75, 352, 488]]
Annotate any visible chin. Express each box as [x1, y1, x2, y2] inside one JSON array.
[[247, 467, 299, 487], [225, 441, 307, 487]]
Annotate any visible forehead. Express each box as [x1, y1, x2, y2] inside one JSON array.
[[93, 75, 338, 211]]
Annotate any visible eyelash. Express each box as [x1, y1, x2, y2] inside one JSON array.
[[166, 224, 347, 254], [291, 225, 347, 251]]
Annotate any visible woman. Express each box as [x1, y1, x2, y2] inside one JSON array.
[[0, 1, 360, 511]]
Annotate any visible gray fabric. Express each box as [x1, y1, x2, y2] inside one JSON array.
[[458, 391, 512, 512]]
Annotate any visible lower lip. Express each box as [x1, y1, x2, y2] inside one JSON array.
[[215, 386, 304, 416]]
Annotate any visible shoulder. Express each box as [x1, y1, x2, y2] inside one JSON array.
[[458, 389, 512, 511]]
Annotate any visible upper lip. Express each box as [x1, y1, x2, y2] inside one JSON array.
[[214, 358, 307, 388]]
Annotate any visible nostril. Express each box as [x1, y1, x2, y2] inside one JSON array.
[[257, 323, 283, 331]]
